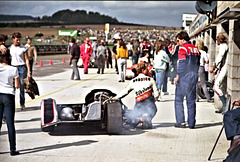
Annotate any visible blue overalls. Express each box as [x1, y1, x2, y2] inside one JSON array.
[[175, 42, 200, 127]]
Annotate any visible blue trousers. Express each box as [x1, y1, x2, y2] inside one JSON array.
[[224, 108, 240, 140], [155, 69, 165, 90], [175, 73, 198, 127], [125, 96, 157, 127], [0, 93, 16, 151], [15, 65, 27, 106]]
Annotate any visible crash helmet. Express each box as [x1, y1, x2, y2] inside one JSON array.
[[60, 107, 76, 121]]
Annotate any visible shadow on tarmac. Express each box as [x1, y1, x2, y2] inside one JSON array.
[[194, 122, 222, 129], [16, 106, 40, 112], [49, 125, 146, 136], [153, 122, 222, 129], [0, 140, 98, 155], [15, 117, 41, 123], [0, 128, 41, 136]]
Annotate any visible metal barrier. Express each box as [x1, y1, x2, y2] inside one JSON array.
[[35, 45, 68, 55]]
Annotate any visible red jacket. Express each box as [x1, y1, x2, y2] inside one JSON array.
[[80, 43, 92, 56]]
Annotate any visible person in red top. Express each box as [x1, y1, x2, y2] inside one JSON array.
[[141, 38, 151, 62], [174, 31, 200, 129], [80, 37, 92, 74]]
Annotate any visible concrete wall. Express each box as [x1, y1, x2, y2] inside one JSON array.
[[228, 19, 240, 101]]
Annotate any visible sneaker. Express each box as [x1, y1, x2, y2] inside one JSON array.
[[141, 115, 152, 129], [10, 150, 20, 156], [20, 105, 25, 110], [174, 123, 186, 128], [189, 125, 195, 129], [163, 92, 169, 95], [157, 97, 165, 102], [207, 99, 214, 103], [2, 116, 6, 123]]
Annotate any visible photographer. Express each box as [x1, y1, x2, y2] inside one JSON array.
[[223, 97, 240, 155]]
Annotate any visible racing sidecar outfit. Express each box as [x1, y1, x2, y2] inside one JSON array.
[[115, 73, 159, 127], [175, 42, 200, 127]]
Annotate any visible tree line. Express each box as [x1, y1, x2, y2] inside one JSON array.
[[0, 9, 123, 27]]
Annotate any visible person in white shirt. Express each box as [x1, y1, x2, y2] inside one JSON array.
[[0, 52, 20, 156], [196, 40, 213, 102], [153, 40, 170, 100], [9, 32, 31, 110]]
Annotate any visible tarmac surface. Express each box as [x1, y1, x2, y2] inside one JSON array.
[[0, 54, 229, 162]]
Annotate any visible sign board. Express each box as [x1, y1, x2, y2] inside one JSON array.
[[89, 37, 97, 40], [105, 23, 110, 33], [58, 30, 77, 36]]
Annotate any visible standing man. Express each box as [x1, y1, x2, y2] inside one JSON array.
[[9, 32, 31, 110], [69, 38, 80, 80], [141, 38, 151, 62], [96, 40, 108, 74], [174, 31, 200, 129], [25, 38, 37, 75], [92, 40, 98, 60], [132, 39, 140, 65], [80, 37, 92, 74], [209, 33, 229, 114]]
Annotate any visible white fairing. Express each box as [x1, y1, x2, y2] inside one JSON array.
[[41, 99, 59, 127], [84, 101, 101, 120]]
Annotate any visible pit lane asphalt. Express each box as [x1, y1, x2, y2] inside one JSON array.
[[0, 54, 229, 161]]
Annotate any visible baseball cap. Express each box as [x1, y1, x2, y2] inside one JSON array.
[[85, 37, 90, 41], [100, 40, 104, 43]]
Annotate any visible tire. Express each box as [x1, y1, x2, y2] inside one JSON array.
[[41, 125, 54, 132], [106, 102, 123, 134], [197, 81, 214, 99]]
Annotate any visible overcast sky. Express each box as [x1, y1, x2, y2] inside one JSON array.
[[0, 1, 197, 27]]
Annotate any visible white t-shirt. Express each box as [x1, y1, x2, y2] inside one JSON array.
[[199, 50, 209, 66], [9, 44, 28, 66], [126, 44, 133, 51], [0, 64, 19, 95]]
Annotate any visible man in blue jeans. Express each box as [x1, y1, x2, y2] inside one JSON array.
[[174, 31, 200, 129], [9, 32, 31, 110]]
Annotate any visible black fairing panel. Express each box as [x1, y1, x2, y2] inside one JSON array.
[[44, 98, 54, 124]]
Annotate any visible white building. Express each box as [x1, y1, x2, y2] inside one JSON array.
[[182, 13, 197, 32]]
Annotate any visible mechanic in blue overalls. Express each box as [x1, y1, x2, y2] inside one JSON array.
[[174, 31, 200, 129]]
